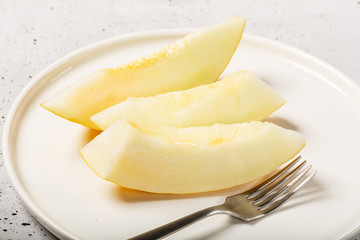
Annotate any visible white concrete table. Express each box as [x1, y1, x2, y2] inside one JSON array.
[[1, 0, 359, 239]]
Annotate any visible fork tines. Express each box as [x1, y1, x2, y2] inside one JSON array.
[[246, 156, 316, 214]]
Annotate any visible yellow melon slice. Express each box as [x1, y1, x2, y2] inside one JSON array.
[[80, 120, 305, 194], [91, 70, 285, 130], [41, 17, 246, 129]]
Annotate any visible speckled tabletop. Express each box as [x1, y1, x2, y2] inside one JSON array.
[[1, 0, 360, 239]]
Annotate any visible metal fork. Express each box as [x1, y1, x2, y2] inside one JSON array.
[[130, 156, 316, 240]]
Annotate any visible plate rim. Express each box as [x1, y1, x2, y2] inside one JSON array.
[[3, 29, 360, 240]]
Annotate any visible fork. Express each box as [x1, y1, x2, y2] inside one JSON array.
[[130, 155, 316, 240]]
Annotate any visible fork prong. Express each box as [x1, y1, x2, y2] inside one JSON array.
[[252, 161, 309, 205], [256, 164, 312, 207], [246, 155, 302, 199], [259, 170, 317, 214]]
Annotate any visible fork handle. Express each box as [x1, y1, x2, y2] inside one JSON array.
[[129, 205, 224, 240]]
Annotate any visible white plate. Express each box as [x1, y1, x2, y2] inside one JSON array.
[[3, 29, 360, 240]]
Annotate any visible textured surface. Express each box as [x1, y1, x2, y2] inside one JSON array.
[[0, 0, 359, 239]]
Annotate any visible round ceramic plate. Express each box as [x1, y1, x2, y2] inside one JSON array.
[[3, 30, 360, 240]]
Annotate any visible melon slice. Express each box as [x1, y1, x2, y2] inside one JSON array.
[[91, 70, 285, 130], [80, 120, 305, 194], [41, 17, 246, 129]]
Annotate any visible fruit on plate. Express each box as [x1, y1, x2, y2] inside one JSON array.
[[41, 16, 246, 129], [91, 70, 286, 130], [80, 120, 305, 194]]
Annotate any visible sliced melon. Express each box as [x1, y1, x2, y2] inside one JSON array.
[[41, 17, 246, 129], [80, 120, 305, 194], [91, 70, 285, 130]]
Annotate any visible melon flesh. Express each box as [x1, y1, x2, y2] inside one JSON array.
[[41, 17, 246, 129], [91, 70, 285, 130], [80, 120, 305, 194]]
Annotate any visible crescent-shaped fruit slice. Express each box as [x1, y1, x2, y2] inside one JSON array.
[[91, 70, 286, 130], [41, 16, 246, 129], [80, 120, 305, 194]]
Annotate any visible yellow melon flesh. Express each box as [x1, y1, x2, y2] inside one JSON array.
[[91, 70, 285, 130], [80, 120, 305, 194], [41, 17, 246, 129]]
